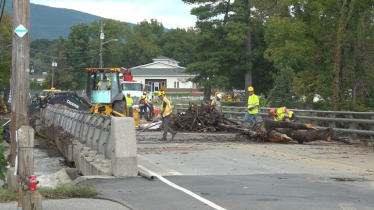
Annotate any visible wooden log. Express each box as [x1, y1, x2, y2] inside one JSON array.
[[23, 191, 42, 210], [264, 118, 316, 131], [267, 130, 293, 143], [275, 128, 335, 144]]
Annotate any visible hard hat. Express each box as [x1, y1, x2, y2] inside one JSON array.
[[127, 92, 131, 95], [217, 94, 222, 99], [269, 109, 277, 117], [158, 91, 165, 96], [248, 86, 254, 91], [143, 92, 146, 95]]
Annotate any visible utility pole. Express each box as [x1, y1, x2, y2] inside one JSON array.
[[51, 59, 57, 88], [10, 0, 42, 209], [99, 21, 104, 69]]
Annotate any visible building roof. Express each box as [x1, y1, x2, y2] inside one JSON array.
[[131, 61, 186, 70], [153, 56, 179, 63], [131, 68, 190, 76]]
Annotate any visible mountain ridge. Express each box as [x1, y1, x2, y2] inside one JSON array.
[[4, 1, 137, 40]]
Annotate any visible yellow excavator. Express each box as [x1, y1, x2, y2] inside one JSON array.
[[214, 91, 244, 102], [85, 68, 140, 126]]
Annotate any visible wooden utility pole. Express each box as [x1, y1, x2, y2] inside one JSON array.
[[10, 0, 41, 209], [11, 0, 31, 168]]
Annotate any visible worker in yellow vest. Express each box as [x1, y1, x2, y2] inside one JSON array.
[[244, 86, 259, 127], [126, 92, 133, 107], [211, 93, 222, 114], [96, 76, 111, 90], [158, 91, 177, 141], [269, 107, 295, 121]]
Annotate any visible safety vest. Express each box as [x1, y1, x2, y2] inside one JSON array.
[[126, 97, 133, 107], [162, 97, 172, 117], [211, 99, 216, 105], [97, 81, 111, 90], [247, 94, 259, 114], [274, 107, 294, 121]]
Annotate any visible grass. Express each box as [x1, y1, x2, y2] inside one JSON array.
[[0, 186, 99, 203]]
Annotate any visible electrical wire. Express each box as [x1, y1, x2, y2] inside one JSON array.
[[30, 48, 99, 54], [31, 51, 100, 60], [32, 54, 100, 70]]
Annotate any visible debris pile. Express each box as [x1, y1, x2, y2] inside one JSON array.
[[168, 103, 350, 144], [170, 103, 241, 132]]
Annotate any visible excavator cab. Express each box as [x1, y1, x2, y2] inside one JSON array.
[[86, 68, 140, 125]]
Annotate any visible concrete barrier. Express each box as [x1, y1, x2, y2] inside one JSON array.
[[111, 117, 138, 177], [35, 105, 138, 177]]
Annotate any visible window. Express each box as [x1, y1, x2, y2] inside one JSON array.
[[174, 82, 176, 88], [148, 81, 152, 85], [177, 82, 179, 88], [162, 81, 165, 87]]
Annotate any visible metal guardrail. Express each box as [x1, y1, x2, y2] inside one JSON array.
[[168, 96, 205, 102], [174, 104, 374, 141], [40, 105, 113, 159]]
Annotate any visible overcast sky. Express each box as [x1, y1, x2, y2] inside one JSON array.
[[30, 0, 197, 29]]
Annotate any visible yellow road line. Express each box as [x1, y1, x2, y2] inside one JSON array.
[[234, 143, 373, 174]]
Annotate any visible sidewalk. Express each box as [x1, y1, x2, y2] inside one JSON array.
[[0, 198, 131, 210]]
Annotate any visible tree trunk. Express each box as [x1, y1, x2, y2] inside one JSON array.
[[263, 118, 316, 131], [204, 85, 211, 101], [244, 2, 252, 102], [333, 0, 356, 111], [267, 130, 293, 143], [275, 128, 334, 143]]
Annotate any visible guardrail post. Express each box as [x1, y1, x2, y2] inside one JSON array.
[[294, 111, 301, 123], [328, 114, 337, 129], [309, 112, 318, 126], [371, 116, 374, 141], [174, 104, 179, 115], [348, 114, 358, 140]]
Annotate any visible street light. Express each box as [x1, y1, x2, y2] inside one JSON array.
[[100, 39, 118, 69]]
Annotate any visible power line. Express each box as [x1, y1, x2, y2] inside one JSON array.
[[31, 52, 100, 60], [30, 48, 99, 54], [32, 54, 100, 70], [30, 43, 101, 54]]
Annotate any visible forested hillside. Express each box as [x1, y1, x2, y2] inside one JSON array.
[[4, 1, 136, 40]]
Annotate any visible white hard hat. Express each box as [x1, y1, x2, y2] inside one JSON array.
[[217, 94, 222, 99]]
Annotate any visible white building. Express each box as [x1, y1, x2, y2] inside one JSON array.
[[29, 75, 46, 84], [130, 56, 199, 93]]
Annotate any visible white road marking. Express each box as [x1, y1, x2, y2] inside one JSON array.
[[339, 203, 356, 210], [137, 154, 183, 175], [138, 165, 227, 210]]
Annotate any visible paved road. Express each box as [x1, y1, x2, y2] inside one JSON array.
[[79, 137, 374, 210]]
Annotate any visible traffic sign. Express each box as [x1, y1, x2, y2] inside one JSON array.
[[14, 24, 28, 38]]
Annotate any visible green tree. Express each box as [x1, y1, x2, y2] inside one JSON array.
[[123, 20, 163, 67], [0, 9, 13, 85], [159, 28, 198, 67], [89, 19, 132, 68], [183, 0, 274, 100]]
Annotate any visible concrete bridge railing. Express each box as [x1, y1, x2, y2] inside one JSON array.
[[34, 105, 138, 177], [174, 104, 374, 142]]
